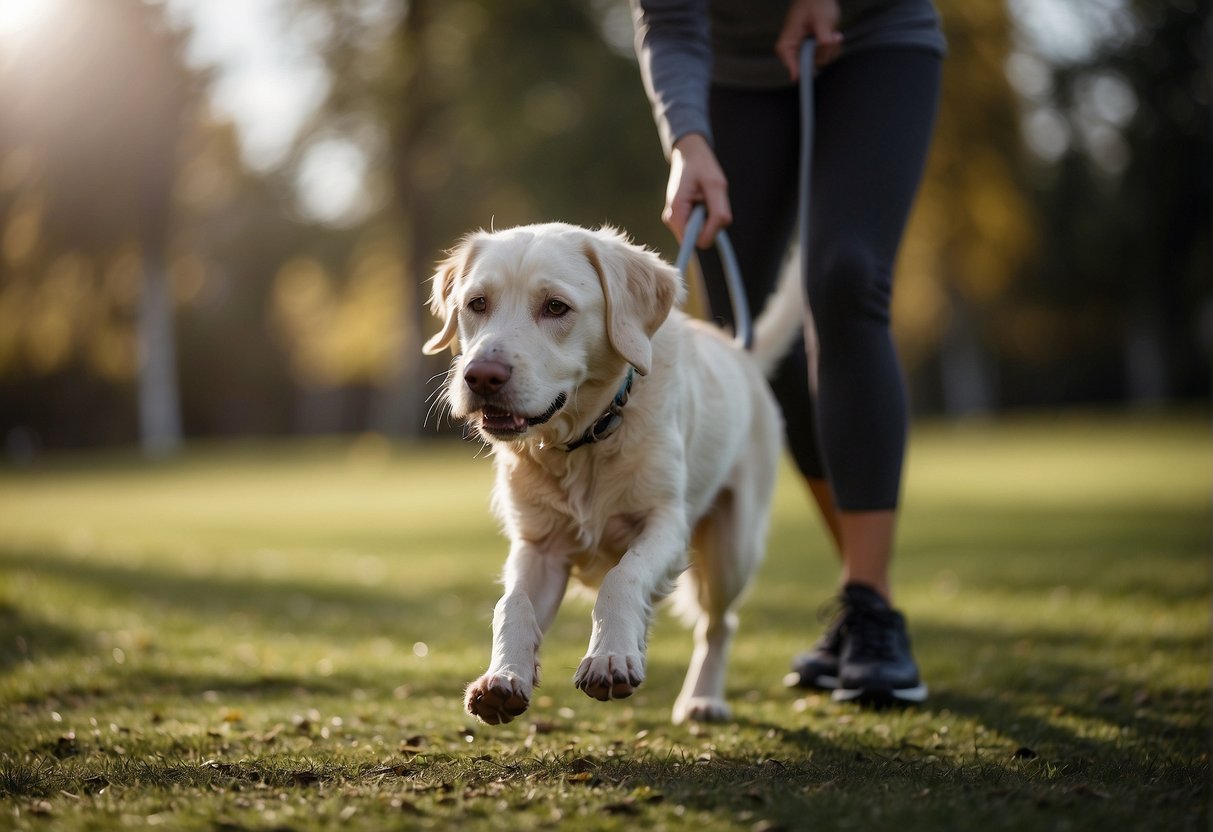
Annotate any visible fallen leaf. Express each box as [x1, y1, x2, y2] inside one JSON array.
[[370, 764, 413, 778]]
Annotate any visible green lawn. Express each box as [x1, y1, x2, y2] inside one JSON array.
[[0, 412, 1208, 830]]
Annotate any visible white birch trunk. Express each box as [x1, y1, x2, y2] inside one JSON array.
[[137, 255, 183, 456]]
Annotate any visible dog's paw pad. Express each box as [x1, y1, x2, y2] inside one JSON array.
[[672, 696, 732, 725], [573, 654, 644, 702], [465, 674, 531, 725]]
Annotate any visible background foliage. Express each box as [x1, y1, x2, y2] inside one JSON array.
[[0, 0, 1208, 451]]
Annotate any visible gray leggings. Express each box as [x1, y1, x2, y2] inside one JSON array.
[[697, 48, 941, 511]]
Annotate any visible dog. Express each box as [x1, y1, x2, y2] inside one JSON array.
[[423, 222, 800, 724]]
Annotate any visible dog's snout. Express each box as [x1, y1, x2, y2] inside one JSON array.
[[464, 360, 512, 395]]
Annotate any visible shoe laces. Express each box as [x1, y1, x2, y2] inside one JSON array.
[[814, 597, 847, 649], [843, 601, 901, 662]]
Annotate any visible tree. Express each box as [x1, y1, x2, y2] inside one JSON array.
[[0, 0, 198, 453], [1028, 0, 1211, 403], [893, 0, 1037, 414]]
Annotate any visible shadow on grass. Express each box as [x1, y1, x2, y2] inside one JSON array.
[[0, 602, 88, 670], [0, 545, 488, 704], [0, 546, 496, 642]]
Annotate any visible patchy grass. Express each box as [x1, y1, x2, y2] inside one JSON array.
[[0, 412, 1208, 831]]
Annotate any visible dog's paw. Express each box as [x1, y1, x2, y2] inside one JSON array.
[[672, 696, 732, 725], [465, 673, 532, 725], [573, 653, 644, 701]]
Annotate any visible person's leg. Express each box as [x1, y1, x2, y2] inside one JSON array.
[[796, 47, 942, 703], [806, 46, 941, 583], [701, 85, 841, 547]]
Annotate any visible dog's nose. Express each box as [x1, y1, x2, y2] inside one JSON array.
[[464, 360, 512, 395]]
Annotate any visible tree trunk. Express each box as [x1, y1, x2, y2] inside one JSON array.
[[137, 248, 183, 456], [939, 290, 996, 416]]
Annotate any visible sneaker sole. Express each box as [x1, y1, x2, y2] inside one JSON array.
[[783, 670, 840, 691], [832, 682, 928, 706]]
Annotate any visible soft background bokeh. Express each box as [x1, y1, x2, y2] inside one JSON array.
[[0, 0, 1208, 456]]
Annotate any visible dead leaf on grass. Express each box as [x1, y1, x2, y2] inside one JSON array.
[[369, 764, 414, 778]]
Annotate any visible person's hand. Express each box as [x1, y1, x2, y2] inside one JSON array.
[[775, 0, 844, 80], [664, 133, 732, 249]]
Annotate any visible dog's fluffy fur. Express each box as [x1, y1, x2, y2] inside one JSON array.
[[424, 223, 798, 724]]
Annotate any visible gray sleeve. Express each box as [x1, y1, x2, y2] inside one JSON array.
[[630, 0, 713, 158]]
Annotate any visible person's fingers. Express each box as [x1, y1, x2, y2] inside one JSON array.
[[776, 0, 844, 77], [816, 32, 844, 67], [699, 190, 732, 249], [663, 196, 692, 241], [665, 133, 731, 247], [776, 35, 801, 81]]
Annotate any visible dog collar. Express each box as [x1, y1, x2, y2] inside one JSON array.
[[563, 367, 634, 452]]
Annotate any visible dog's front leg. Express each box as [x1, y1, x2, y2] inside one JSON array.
[[574, 508, 687, 701], [466, 542, 569, 725]]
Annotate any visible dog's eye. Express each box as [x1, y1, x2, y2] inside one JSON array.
[[468, 297, 487, 314], [544, 299, 570, 317]]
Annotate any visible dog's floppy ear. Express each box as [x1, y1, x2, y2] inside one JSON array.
[[582, 229, 684, 376], [422, 237, 481, 355]]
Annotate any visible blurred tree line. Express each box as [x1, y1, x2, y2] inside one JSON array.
[[0, 0, 1207, 456]]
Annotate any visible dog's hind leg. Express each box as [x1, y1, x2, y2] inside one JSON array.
[[672, 489, 757, 724], [465, 544, 569, 725]]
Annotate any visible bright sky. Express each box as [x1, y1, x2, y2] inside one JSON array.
[[0, 0, 51, 39], [159, 0, 328, 171]]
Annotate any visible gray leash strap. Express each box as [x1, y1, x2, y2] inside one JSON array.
[[798, 39, 815, 284], [675, 205, 752, 351]]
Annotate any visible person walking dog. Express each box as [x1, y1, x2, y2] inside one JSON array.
[[630, 0, 945, 705]]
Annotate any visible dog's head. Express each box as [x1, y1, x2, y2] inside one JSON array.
[[423, 223, 683, 446]]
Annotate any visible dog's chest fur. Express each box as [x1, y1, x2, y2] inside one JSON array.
[[494, 447, 650, 586]]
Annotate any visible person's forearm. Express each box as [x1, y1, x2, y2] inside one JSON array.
[[631, 0, 713, 158]]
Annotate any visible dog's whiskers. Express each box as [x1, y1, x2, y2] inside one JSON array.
[[423, 362, 460, 431]]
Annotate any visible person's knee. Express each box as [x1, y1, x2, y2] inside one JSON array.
[[806, 241, 891, 329]]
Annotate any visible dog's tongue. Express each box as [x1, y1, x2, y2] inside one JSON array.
[[482, 406, 526, 433]]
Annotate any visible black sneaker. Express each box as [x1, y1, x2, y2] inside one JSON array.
[[832, 583, 928, 705], [784, 598, 845, 690]]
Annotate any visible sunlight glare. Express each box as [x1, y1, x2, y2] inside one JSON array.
[[0, 0, 56, 40]]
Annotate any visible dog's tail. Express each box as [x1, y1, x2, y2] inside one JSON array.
[[748, 246, 815, 383]]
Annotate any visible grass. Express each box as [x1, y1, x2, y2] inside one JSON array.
[[0, 411, 1208, 831]]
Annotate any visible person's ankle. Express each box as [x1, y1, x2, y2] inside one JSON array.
[[840, 578, 891, 604]]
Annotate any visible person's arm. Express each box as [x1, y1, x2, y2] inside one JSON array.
[[631, 0, 712, 158], [631, 0, 729, 247]]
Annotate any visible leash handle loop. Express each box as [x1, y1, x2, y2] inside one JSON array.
[[675, 205, 753, 351]]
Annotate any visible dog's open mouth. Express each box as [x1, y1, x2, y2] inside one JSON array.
[[479, 393, 567, 437]]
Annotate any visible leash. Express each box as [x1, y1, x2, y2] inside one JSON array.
[[798, 39, 815, 296], [672, 39, 817, 355], [675, 205, 752, 350]]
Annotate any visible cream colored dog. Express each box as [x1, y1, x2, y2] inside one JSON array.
[[423, 223, 798, 725]]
